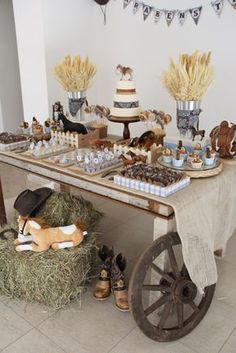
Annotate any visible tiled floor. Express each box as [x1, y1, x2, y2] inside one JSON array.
[[1, 163, 236, 352]]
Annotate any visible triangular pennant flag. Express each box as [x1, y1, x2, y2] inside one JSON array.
[[228, 0, 236, 9], [211, 0, 224, 15], [177, 10, 188, 26], [165, 10, 176, 26], [153, 9, 163, 23], [189, 6, 202, 25], [142, 4, 152, 21], [123, 0, 132, 9], [133, 0, 141, 14]]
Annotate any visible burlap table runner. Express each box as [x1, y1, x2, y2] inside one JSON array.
[[158, 164, 236, 293]]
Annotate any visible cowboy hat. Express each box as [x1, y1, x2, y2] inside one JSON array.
[[94, 0, 110, 5], [14, 187, 53, 217]]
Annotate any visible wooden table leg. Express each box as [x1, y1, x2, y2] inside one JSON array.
[[0, 176, 7, 226]]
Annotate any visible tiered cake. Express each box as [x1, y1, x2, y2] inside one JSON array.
[[110, 65, 141, 118]]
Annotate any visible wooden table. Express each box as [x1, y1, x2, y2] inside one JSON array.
[[0, 150, 175, 238]]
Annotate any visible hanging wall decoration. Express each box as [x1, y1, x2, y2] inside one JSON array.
[[122, 0, 235, 26], [211, 0, 224, 15], [228, 0, 236, 9]]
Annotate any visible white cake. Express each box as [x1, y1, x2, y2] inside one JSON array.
[[110, 79, 141, 118]]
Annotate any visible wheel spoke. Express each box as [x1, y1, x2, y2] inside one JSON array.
[[167, 245, 180, 277], [158, 302, 173, 330], [144, 294, 171, 317], [142, 285, 171, 292], [177, 302, 184, 328], [151, 263, 174, 284], [189, 301, 200, 313]]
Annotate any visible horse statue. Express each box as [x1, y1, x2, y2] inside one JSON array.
[[58, 113, 87, 134], [15, 216, 87, 252], [190, 126, 205, 141], [116, 64, 133, 81], [126, 150, 147, 163]]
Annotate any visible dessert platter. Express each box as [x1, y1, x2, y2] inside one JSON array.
[[69, 148, 122, 176], [113, 164, 190, 197], [43, 149, 91, 168], [0, 133, 30, 151], [158, 144, 223, 178], [22, 140, 72, 160]]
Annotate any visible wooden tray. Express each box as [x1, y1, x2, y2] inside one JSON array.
[[157, 156, 223, 178]]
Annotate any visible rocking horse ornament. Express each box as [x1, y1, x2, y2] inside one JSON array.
[[13, 187, 88, 252]]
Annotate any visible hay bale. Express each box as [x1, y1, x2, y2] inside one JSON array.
[[0, 191, 102, 308], [37, 191, 102, 231]]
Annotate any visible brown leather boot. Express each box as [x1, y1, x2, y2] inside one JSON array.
[[93, 245, 114, 300], [111, 253, 129, 312]]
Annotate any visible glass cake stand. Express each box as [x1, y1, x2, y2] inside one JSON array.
[[108, 116, 140, 140]]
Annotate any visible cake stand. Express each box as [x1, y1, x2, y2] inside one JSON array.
[[108, 116, 140, 140]]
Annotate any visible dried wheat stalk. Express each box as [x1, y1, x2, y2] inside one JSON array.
[[161, 51, 214, 101], [54, 55, 97, 91]]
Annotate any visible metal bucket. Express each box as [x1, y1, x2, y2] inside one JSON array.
[[67, 91, 87, 121], [176, 100, 202, 137]]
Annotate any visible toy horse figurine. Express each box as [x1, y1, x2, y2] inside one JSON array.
[[191, 126, 205, 141], [116, 64, 133, 81], [15, 216, 87, 252], [58, 113, 88, 134]]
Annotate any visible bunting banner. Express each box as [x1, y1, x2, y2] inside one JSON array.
[[123, 0, 235, 26], [211, 0, 224, 15], [133, 0, 141, 14], [228, 0, 236, 9], [177, 10, 188, 26], [189, 6, 202, 25], [123, 0, 132, 9], [142, 4, 152, 21]]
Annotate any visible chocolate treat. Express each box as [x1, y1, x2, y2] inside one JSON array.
[[120, 164, 184, 187], [0, 133, 28, 144]]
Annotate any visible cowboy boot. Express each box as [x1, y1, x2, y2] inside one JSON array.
[[111, 253, 129, 312], [93, 245, 114, 300]]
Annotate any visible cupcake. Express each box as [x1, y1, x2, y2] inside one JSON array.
[[193, 143, 202, 156], [162, 148, 173, 163], [191, 157, 203, 169], [204, 147, 215, 166], [178, 146, 188, 160], [187, 152, 198, 163], [172, 150, 184, 167]]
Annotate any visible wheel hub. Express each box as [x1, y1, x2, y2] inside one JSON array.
[[173, 278, 197, 304]]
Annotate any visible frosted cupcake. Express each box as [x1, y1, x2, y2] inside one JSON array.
[[193, 143, 202, 156], [172, 150, 184, 167], [187, 152, 198, 163], [191, 157, 203, 169], [162, 148, 173, 163], [204, 147, 215, 166]]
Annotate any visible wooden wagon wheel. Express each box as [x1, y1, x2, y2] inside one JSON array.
[[128, 232, 215, 342]]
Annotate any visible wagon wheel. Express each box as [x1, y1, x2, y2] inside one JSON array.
[[128, 232, 215, 342]]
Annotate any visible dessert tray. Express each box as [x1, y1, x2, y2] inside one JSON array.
[[113, 164, 190, 197], [0, 133, 30, 151], [157, 156, 223, 178], [69, 149, 122, 176], [43, 148, 91, 168]]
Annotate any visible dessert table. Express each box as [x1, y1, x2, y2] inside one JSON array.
[[0, 150, 235, 342]]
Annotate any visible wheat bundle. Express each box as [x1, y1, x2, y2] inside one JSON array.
[[54, 55, 97, 92], [161, 51, 214, 101]]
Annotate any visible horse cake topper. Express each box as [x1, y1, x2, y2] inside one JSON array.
[[116, 65, 133, 81]]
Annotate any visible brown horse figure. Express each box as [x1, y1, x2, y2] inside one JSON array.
[[118, 154, 136, 168], [126, 150, 147, 163], [116, 64, 133, 80], [191, 126, 205, 141]]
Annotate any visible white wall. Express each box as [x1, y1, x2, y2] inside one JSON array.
[[13, 0, 49, 123], [20, 0, 236, 137], [0, 0, 23, 132]]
